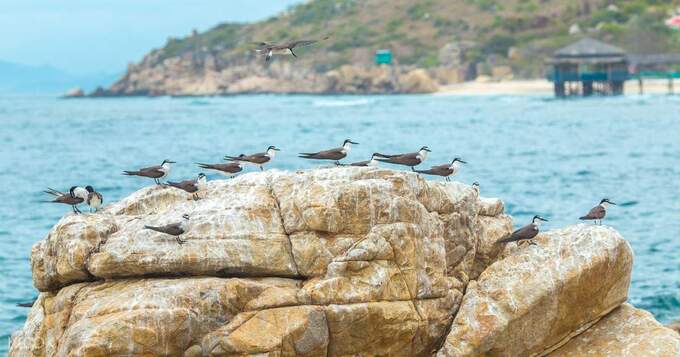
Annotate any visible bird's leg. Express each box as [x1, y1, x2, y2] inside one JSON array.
[[72, 205, 78, 214], [290, 49, 297, 58], [259, 166, 263, 172], [529, 240, 538, 246], [411, 167, 416, 172], [75, 206, 82, 214], [176, 236, 186, 245], [446, 177, 450, 182]]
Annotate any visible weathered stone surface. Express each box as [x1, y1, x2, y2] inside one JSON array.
[[437, 225, 633, 357], [550, 304, 680, 356], [16, 168, 667, 357]]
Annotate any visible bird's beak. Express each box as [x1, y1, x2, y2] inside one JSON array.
[[425, 148, 432, 152], [610, 201, 617, 205], [540, 217, 549, 222], [274, 147, 281, 151], [167, 161, 176, 164], [350, 141, 359, 145], [459, 159, 467, 164]]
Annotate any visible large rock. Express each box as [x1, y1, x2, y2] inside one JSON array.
[[549, 304, 680, 356], [15, 168, 508, 356], [437, 225, 633, 357]]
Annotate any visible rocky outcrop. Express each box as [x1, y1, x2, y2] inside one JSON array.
[[98, 51, 439, 96], [11, 168, 678, 356]]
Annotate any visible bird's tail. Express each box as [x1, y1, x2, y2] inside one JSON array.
[[43, 187, 62, 196], [495, 235, 517, 245], [579, 216, 588, 220], [16, 300, 35, 308], [373, 153, 395, 158], [196, 163, 214, 169], [375, 158, 395, 163], [123, 170, 140, 176], [224, 155, 245, 161], [144, 225, 162, 233]]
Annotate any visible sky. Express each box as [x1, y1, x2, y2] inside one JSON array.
[[0, 0, 302, 75]]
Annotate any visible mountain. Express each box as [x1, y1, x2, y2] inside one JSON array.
[[0, 60, 119, 94], [100, 0, 680, 96]]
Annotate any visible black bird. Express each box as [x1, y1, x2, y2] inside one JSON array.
[[225, 146, 280, 171], [144, 214, 190, 245], [496, 215, 548, 246], [580, 198, 616, 225], [43, 187, 86, 214], [414, 158, 466, 181], [85, 186, 103, 213], [254, 36, 330, 62], [375, 146, 431, 170], [299, 139, 358, 166], [167, 173, 207, 200], [196, 162, 243, 178], [350, 153, 379, 167], [123, 160, 175, 185]]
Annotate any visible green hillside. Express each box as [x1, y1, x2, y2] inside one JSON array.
[[143, 0, 680, 78]]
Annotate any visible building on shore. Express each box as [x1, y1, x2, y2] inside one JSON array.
[[546, 38, 628, 97]]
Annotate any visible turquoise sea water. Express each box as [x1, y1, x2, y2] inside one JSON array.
[[1, 93, 679, 351]]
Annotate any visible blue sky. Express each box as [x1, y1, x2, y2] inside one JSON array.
[[0, 0, 302, 74]]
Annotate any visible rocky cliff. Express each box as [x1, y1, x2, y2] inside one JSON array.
[[9, 168, 680, 356]]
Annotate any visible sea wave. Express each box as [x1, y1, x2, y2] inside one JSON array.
[[312, 98, 373, 107]]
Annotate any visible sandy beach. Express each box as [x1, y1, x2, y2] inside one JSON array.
[[437, 78, 678, 96]]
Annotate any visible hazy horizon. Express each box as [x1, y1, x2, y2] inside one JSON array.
[[0, 0, 302, 75]]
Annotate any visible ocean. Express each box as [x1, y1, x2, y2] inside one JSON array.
[[1, 93, 678, 352]]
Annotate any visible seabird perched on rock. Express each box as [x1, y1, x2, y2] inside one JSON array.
[[496, 215, 548, 246], [196, 162, 242, 178], [144, 214, 190, 245], [225, 146, 280, 171], [85, 185, 103, 212], [580, 198, 616, 225], [253, 36, 330, 62], [123, 159, 175, 185], [43, 186, 86, 214], [414, 158, 466, 181], [375, 146, 431, 170], [351, 153, 379, 167], [472, 181, 480, 193], [299, 139, 358, 166], [167, 173, 207, 200]]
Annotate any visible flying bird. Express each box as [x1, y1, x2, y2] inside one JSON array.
[[254, 36, 330, 62], [496, 215, 548, 246], [85, 185, 103, 212], [225, 146, 280, 171], [167, 173, 207, 200], [144, 214, 190, 245], [579, 198, 616, 225], [196, 162, 242, 178], [414, 158, 466, 181], [351, 153, 380, 167], [299, 139, 358, 166], [375, 146, 431, 170], [123, 159, 175, 185], [43, 186, 86, 214]]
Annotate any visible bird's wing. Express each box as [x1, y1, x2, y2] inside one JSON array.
[[300, 148, 344, 159], [350, 160, 369, 166], [146, 222, 184, 236], [288, 36, 330, 48], [581, 205, 605, 219], [414, 168, 437, 175]]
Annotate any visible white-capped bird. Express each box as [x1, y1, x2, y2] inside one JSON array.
[[123, 159, 175, 185], [414, 158, 466, 181], [299, 139, 358, 166], [167, 173, 207, 200], [85, 186, 103, 212], [144, 214, 190, 245], [496, 215, 548, 246], [225, 146, 280, 171], [579, 198, 616, 225]]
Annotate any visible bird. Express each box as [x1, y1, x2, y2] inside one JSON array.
[[85, 185, 103, 212], [167, 173, 207, 200], [374, 146, 431, 170], [351, 153, 380, 167], [496, 215, 548, 246], [196, 162, 242, 178], [579, 198, 616, 225], [16, 299, 36, 308], [299, 139, 358, 166], [225, 146, 280, 171], [144, 214, 190, 245], [414, 158, 467, 181], [123, 159, 175, 185], [253, 36, 330, 62], [43, 186, 86, 214]]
